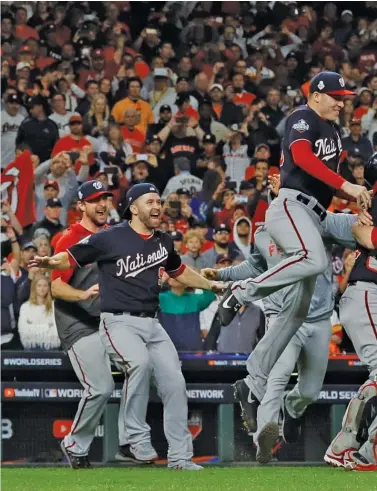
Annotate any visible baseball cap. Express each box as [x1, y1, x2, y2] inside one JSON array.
[[203, 133, 216, 144], [6, 93, 20, 104], [20, 241, 37, 251], [341, 10, 353, 17], [309, 71, 356, 97], [176, 188, 191, 197], [209, 84, 224, 92], [45, 23, 57, 32], [160, 104, 172, 113], [123, 183, 160, 219], [176, 76, 189, 84], [350, 118, 362, 126], [78, 180, 113, 202], [146, 134, 162, 145], [46, 197, 62, 208], [69, 114, 83, 124], [29, 95, 45, 108], [44, 179, 59, 191], [175, 93, 190, 106], [358, 87, 373, 96], [239, 180, 255, 191], [170, 231, 183, 241], [16, 61, 31, 71], [214, 223, 231, 234], [92, 48, 104, 59], [153, 67, 169, 78], [255, 143, 270, 152], [216, 255, 232, 265], [19, 45, 32, 53]]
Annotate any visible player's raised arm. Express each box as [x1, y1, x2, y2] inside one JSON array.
[[351, 223, 377, 250], [28, 252, 71, 270]]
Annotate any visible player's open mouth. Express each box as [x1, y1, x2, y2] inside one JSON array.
[[150, 212, 160, 218]]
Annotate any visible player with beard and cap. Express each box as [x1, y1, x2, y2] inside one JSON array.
[[29, 182, 225, 470], [45, 180, 137, 469]]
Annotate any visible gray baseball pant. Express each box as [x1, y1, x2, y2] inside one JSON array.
[[99, 312, 193, 464], [250, 316, 331, 443], [63, 332, 126, 455], [339, 281, 377, 463], [232, 189, 328, 402]]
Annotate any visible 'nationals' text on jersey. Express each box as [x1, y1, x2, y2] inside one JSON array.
[[280, 105, 342, 208], [68, 222, 184, 313]]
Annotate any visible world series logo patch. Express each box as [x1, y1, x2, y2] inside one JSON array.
[[292, 119, 309, 133]]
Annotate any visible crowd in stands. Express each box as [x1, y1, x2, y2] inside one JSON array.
[[2, 1, 377, 355]]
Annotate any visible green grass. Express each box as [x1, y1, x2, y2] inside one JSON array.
[[2, 467, 377, 491]]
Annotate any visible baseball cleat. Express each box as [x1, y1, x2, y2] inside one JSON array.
[[218, 285, 241, 326], [344, 451, 377, 471], [115, 444, 158, 464], [256, 422, 280, 464], [168, 460, 204, 470], [324, 448, 359, 468], [233, 379, 260, 433], [60, 441, 92, 469], [282, 394, 302, 444]]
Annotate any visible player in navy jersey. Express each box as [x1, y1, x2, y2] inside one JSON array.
[[30, 182, 224, 471], [215, 71, 373, 433]]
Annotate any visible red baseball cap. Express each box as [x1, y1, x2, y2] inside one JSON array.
[[44, 179, 59, 191], [92, 48, 104, 59], [69, 114, 83, 124]]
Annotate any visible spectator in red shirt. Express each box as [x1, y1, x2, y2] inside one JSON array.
[[354, 87, 373, 120], [121, 108, 145, 153], [52, 114, 94, 174], [15, 6, 39, 40]]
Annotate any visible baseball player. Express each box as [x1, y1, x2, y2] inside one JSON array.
[[203, 177, 358, 464], [50, 180, 143, 469], [216, 71, 371, 432], [324, 158, 377, 472], [30, 182, 224, 471]]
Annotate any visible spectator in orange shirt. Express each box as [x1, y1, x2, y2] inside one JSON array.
[[15, 6, 39, 41], [52, 114, 94, 174], [329, 311, 343, 356], [232, 73, 256, 111], [111, 77, 154, 131], [121, 108, 145, 153]]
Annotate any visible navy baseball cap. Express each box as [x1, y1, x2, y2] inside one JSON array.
[[203, 133, 216, 144], [78, 180, 113, 202], [309, 71, 356, 97], [169, 231, 183, 241], [123, 183, 160, 219], [46, 197, 62, 208], [160, 104, 172, 113], [214, 223, 231, 234]]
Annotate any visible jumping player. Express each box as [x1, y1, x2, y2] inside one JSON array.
[[51, 180, 152, 469], [325, 157, 377, 472], [202, 175, 358, 464], [30, 182, 224, 471], [216, 71, 371, 432]]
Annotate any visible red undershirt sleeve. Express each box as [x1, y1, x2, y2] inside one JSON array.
[[291, 140, 346, 190], [371, 227, 377, 248]]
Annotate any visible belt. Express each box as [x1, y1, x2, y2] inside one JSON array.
[[111, 310, 159, 319], [296, 194, 327, 221]]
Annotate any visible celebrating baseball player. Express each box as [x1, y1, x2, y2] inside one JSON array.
[[324, 157, 377, 472], [49, 180, 134, 469], [216, 71, 372, 432], [202, 174, 358, 464], [30, 182, 224, 471]]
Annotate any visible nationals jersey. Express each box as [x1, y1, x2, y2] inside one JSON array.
[[281, 105, 343, 209], [68, 222, 185, 314]]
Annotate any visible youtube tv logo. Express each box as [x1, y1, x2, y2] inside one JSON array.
[[3, 388, 15, 398], [53, 420, 73, 438]]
